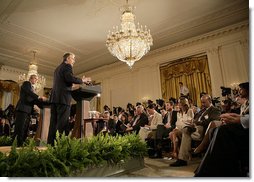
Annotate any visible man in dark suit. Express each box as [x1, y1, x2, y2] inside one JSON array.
[[170, 94, 221, 167], [126, 105, 148, 134], [157, 101, 178, 138], [148, 101, 178, 158], [47, 52, 91, 145], [13, 74, 46, 146]]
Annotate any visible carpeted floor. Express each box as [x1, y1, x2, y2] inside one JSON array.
[[118, 156, 201, 177]]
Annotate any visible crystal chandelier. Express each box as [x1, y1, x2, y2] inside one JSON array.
[[106, 0, 153, 68], [18, 50, 46, 93]]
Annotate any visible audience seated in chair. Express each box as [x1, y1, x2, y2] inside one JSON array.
[[125, 105, 148, 134], [168, 98, 194, 159], [94, 111, 113, 135], [146, 101, 178, 158], [0, 117, 10, 136], [193, 82, 249, 155], [170, 94, 221, 167], [138, 103, 162, 141], [116, 112, 129, 135], [194, 111, 249, 177]]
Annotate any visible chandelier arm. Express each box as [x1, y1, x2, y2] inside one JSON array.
[[129, 39, 132, 60], [117, 43, 124, 56]]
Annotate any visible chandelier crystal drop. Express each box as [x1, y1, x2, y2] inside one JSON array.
[[106, 1, 153, 68], [18, 50, 46, 93]]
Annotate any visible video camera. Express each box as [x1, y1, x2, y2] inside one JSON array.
[[156, 99, 164, 107], [220, 86, 231, 97]]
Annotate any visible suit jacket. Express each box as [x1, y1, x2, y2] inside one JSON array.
[[132, 112, 149, 134], [50, 62, 83, 105], [107, 118, 116, 134], [162, 113, 168, 125], [15, 81, 39, 114], [170, 110, 178, 129], [0, 124, 10, 136], [195, 121, 249, 177], [162, 110, 177, 127], [193, 105, 221, 132], [116, 120, 128, 134]]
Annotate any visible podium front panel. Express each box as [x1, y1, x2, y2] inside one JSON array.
[[82, 101, 93, 137]]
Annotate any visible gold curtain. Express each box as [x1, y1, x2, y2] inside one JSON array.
[[160, 55, 212, 107], [0, 80, 20, 108]]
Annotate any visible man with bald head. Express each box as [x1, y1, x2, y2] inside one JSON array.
[[170, 94, 221, 167], [194, 82, 249, 176]]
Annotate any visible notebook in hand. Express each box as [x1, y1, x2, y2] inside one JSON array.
[[120, 124, 128, 131]]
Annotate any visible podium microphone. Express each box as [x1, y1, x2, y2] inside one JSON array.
[[85, 81, 93, 86]]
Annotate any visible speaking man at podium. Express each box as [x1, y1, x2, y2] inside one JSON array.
[[47, 52, 91, 145]]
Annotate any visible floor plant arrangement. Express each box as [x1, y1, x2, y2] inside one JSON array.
[[0, 132, 147, 177]]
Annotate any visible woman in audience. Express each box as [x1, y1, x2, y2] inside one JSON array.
[[127, 114, 134, 125], [116, 113, 129, 135], [169, 98, 194, 159]]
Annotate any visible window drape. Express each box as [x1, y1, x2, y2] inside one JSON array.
[[0, 80, 20, 109], [160, 55, 212, 107]]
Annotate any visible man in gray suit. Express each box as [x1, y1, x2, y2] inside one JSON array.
[[47, 52, 91, 145], [170, 94, 221, 167]]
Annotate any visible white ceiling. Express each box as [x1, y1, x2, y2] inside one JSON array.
[[0, 0, 249, 77]]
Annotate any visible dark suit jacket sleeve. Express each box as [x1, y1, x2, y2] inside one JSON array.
[[21, 81, 39, 101], [16, 81, 40, 113], [133, 113, 148, 131], [202, 107, 221, 128], [64, 64, 83, 84], [162, 113, 168, 125], [107, 119, 116, 133], [171, 111, 178, 129]]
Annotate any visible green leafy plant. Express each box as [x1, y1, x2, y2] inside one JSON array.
[[0, 132, 147, 177], [6, 138, 69, 177], [0, 136, 12, 146]]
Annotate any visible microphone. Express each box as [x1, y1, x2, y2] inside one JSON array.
[[85, 81, 93, 86]]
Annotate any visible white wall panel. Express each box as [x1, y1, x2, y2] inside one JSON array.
[[219, 42, 249, 87]]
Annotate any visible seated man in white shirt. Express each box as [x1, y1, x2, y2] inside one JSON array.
[[138, 104, 162, 141]]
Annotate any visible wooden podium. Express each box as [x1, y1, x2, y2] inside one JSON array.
[[71, 84, 101, 138]]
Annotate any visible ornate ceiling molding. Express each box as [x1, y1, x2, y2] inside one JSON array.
[[0, 23, 82, 54], [1, 65, 25, 75], [0, 0, 23, 23], [153, 0, 248, 40], [150, 21, 248, 56]]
